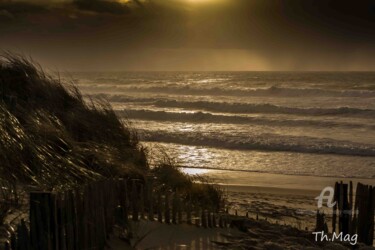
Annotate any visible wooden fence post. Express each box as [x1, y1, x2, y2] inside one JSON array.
[[186, 202, 192, 225], [16, 219, 30, 250], [172, 193, 177, 224], [201, 210, 207, 228], [177, 196, 182, 224], [348, 181, 353, 234], [75, 189, 84, 250], [194, 210, 200, 227], [219, 215, 224, 228], [340, 182, 350, 235], [131, 180, 139, 221], [122, 179, 129, 223], [195, 208, 201, 227], [65, 191, 76, 250], [56, 194, 65, 250], [147, 180, 154, 221], [30, 192, 57, 250], [165, 193, 170, 224], [368, 186, 375, 245], [83, 185, 93, 249], [212, 213, 217, 228], [10, 232, 16, 250], [332, 182, 338, 233], [157, 193, 163, 223], [208, 212, 213, 228], [140, 184, 145, 220], [356, 183, 365, 243]]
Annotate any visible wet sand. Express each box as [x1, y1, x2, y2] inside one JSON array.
[[183, 168, 375, 230]]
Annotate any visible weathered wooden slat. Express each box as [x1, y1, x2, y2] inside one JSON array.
[[140, 184, 145, 220], [165, 193, 171, 224], [177, 196, 182, 224], [219, 215, 224, 228], [29, 192, 57, 250], [157, 193, 163, 223], [201, 210, 207, 228], [10, 232, 16, 250], [367, 186, 375, 246], [147, 180, 154, 221], [172, 193, 178, 224], [186, 202, 192, 225], [16, 219, 30, 250], [131, 180, 139, 221]]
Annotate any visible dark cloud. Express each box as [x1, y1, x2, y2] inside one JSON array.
[[1, 0, 374, 70]]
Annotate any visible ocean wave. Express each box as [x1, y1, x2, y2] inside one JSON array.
[[102, 94, 375, 118], [119, 109, 373, 129], [152, 100, 375, 117], [106, 95, 375, 118], [114, 85, 375, 98], [139, 130, 375, 157]]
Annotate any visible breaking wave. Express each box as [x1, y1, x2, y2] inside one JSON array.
[[102, 94, 375, 118], [108, 85, 375, 98], [139, 130, 375, 157], [119, 109, 374, 129]]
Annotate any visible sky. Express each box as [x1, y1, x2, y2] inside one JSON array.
[[1, 0, 375, 71]]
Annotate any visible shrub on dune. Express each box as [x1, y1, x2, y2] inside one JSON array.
[[0, 54, 147, 189]]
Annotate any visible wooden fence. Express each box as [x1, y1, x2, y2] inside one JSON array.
[[316, 181, 375, 246], [4, 179, 229, 250]]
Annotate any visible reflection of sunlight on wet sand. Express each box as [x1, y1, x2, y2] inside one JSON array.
[[181, 167, 211, 175]]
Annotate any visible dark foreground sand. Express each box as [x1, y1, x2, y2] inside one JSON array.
[[108, 218, 375, 249]]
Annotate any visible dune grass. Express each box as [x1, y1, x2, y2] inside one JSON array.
[[150, 152, 224, 211], [0, 53, 223, 225], [0, 53, 147, 189]]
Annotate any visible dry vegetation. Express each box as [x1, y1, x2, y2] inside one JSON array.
[[0, 53, 223, 228]]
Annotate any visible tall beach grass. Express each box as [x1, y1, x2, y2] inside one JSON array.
[[0, 53, 223, 226]]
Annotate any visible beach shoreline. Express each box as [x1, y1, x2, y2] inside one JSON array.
[[182, 167, 375, 192], [182, 168, 375, 232]]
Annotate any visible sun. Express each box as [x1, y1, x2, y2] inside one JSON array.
[[186, 0, 217, 2]]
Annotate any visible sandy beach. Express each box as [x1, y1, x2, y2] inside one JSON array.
[[183, 169, 375, 231]]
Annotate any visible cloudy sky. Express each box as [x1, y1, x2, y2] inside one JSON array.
[[1, 0, 375, 71]]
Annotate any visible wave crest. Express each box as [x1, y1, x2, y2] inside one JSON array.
[[140, 130, 375, 157]]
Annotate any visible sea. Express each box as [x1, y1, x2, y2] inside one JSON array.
[[72, 71, 375, 180]]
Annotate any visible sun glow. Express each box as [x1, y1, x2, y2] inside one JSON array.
[[184, 0, 223, 3], [117, 0, 223, 6], [185, 0, 217, 3]]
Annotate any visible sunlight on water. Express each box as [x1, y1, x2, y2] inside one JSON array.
[[73, 71, 375, 179], [181, 167, 211, 175], [144, 142, 375, 178]]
